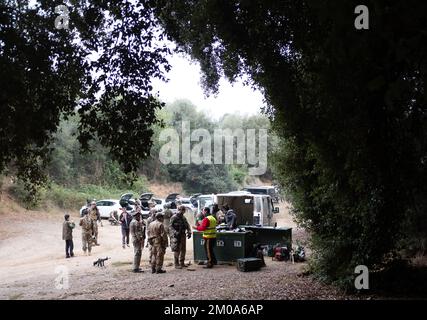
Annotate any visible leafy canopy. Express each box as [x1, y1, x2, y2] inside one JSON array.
[[153, 0, 427, 287], [0, 0, 169, 191]]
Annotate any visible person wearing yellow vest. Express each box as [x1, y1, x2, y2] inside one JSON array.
[[193, 207, 217, 268]]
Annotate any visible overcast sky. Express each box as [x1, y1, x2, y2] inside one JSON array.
[[151, 53, 266, 119]]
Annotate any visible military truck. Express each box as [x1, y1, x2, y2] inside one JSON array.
[[216, 192, 279, 227], [196, 192, 279, 226], [193, 192, 292, 263]]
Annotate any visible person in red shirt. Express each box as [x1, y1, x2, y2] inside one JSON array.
[[193, 207, 217, 268]]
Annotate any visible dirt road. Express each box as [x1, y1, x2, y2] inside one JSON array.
[[0, 201, 354, 300]]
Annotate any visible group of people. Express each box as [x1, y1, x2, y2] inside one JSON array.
[[61, 199, 235, 272], [129, 202, 192, 273], [62, 200, 102, 258], [196, 204, 237, 230]]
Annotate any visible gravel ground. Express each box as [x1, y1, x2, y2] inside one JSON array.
[[0, 199, 364, 300]]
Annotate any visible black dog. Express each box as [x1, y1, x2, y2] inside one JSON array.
[[93, 257, 110, 267]]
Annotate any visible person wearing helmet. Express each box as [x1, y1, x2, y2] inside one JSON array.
[[169, 205, 192, 269], [163, 202, 173, 238], [146, 201, 157, 229], [87, 200, 101, 246], [129, 210, 146, 273], [147, 212, 168, 274], [79, 209, 94, 256]]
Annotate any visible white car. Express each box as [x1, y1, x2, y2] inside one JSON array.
[[179, 197, 197, 213], [79, 194, 136, 218], [79, 199, 122, 219], [153, 198, 165, 212]]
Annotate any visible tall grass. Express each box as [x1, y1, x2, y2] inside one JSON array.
[[8, 176, 150, 210]]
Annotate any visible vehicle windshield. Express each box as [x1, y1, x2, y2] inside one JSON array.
[[245, 188, 268, 195], [199, 196, 213, 209]]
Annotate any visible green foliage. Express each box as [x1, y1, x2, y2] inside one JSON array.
[[141, 100, 274, 194], [8, 178, 150, 210], [229, 165, 247, 186], [181, 164, 237, 194], [154, 0, 427, 289], [8, 179, 47, 209], [0, 0, 170, 194], [39, 105, 270, 204]]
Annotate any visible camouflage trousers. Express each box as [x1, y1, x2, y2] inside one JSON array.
[[92, 221, 99, 244], [172, 234, 187, 266], [82, 232, 92, 253], [150, 244, 166, 271], [132, 239, 143, 270]]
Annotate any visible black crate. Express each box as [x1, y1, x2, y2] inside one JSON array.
[[236, 257, 263, 272]]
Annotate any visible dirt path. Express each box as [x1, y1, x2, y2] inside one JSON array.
[[0, 200, 357, 300]]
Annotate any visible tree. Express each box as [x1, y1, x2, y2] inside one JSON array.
[[154, 0, 427, 287], [0, 0, 170, 192]]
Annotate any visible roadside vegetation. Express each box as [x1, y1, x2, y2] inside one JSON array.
[[6, 100, 276, 210]]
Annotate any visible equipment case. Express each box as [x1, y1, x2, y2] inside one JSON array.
[[236, 257, 263, 272]]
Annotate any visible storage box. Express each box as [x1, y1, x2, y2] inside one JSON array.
[[192, 231, 256, 263], [236, 257, 263, 272]]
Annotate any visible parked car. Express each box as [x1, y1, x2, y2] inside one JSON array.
[[80, 193, 139, 219], [79, 199, 123, 219], [119, 193, 136, 209], [179, 197, 197, 213], [153, 198, 165, 212]]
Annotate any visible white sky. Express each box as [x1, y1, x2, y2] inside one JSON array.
[[151, 53, 266, 119]]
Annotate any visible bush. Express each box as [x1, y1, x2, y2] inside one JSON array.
[[7, 173, 151, 210], [8, 179, 47, 209], [229, 165, 248, 186]]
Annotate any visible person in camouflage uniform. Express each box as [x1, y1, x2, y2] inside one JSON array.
[[147, 212, 168, 274], [79, 210, 94, 255], [146, 201, 157, 226], [145, 201, 157, 259], [169, 205, 192, 269], [163, 203, 173, 236], [87, 201, 101, 245], [129, 210, 146, 273]]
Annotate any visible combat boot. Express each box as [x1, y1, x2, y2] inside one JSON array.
[[156, 269, 166, 274], [174, 257, 180, 269], [151, 267, 156, 274], [133, 268, 143, 273]]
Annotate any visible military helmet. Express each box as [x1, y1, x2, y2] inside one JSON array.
[[155, 212, 164, 219], [131, 210, 140, 217]]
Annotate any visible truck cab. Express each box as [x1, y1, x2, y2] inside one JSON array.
[[242, 186, 280, 203]]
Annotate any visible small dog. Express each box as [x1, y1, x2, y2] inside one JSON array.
[[93, 257, 110, 267]]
